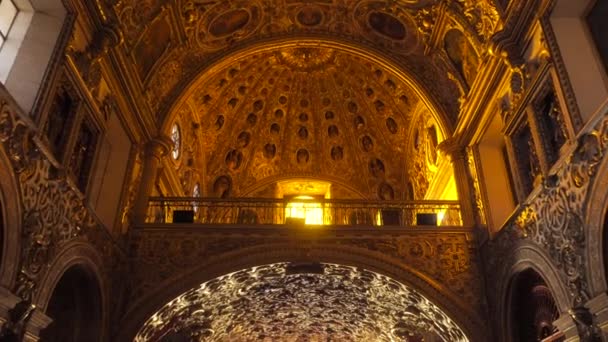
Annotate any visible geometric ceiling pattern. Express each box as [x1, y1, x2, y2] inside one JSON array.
[[134, 263, 468, 341], [174, 46, 437, 198]]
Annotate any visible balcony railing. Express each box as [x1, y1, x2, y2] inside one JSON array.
[[145, 197, 463, 227]]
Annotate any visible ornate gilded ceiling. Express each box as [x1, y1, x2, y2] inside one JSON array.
[[106, 0, 501, 127], [135, 263, 469, 341], [172, 45, 442, 198]]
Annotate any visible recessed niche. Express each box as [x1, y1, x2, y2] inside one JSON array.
[[348, 101, 358, 113], [386, 117, 398, 134], [328, 125, 339, 138], [331, 146, 344, 161], [298, 126, 309, 139], [374, 100, 385, 112], [361, 135, 374, 152], [296, 149, 310, 164], [369, 158, 385, 177], [215, 115, 225, 130], [247, 113, 258, 126], [354, 116, 365, 130], [264, 143, 276, 159], [228, 98, 239, 108], [253, 100, 264, 111], [237, 131, 251, 148], [270, 123, 280, 135], [225, 149, 243, 170], [378, 182, 395, 200], [213, 175, 232, 198], [369, 12, 406, 40]]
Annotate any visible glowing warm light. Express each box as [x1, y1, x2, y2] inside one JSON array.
[[285, 196, 324, 225], [437, 210, 445, 225]]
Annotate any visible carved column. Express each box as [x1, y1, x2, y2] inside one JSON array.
[[133, 138, 170, 224]]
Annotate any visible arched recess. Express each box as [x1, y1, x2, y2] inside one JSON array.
[[117, 243, 486, 342], [0, 141, 22, 289], [496, 244, 572, 342], [584, 147, 608, 295], [35, 242, 107, 342], [507, 268, 561, 341], [159, 39, 456, 140]]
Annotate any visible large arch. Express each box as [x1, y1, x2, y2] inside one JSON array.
[[0, 139, 22, 289], [159, 39, 457, 139], [118, 243, 486, 342], [34, 242, 108, 341], [584, 143, 608, 295], [496, 244, 572, 341]]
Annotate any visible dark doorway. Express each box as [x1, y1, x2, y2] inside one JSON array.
[[510, 269, 561, 341], [39, 266, 102, 342]]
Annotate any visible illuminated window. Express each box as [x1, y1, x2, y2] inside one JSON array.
[[0, 0, 18, 48], [171, 123, 181, 160], [285, 196, 324, 225]]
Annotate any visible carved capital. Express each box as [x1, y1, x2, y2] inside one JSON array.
[[438, 138, 466, 162], [145, 136, 172, 161]]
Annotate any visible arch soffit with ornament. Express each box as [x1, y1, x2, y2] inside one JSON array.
[[118, 243, 485, 342]]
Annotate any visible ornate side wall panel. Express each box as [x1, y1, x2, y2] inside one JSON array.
[[0, 84, 125, 331], [484, 110, 608, 335]]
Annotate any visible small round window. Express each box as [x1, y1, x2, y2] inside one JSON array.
[[171, 123, 181, 160]]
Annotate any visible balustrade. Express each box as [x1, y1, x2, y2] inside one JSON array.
[[145, 197, 463, 227]]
